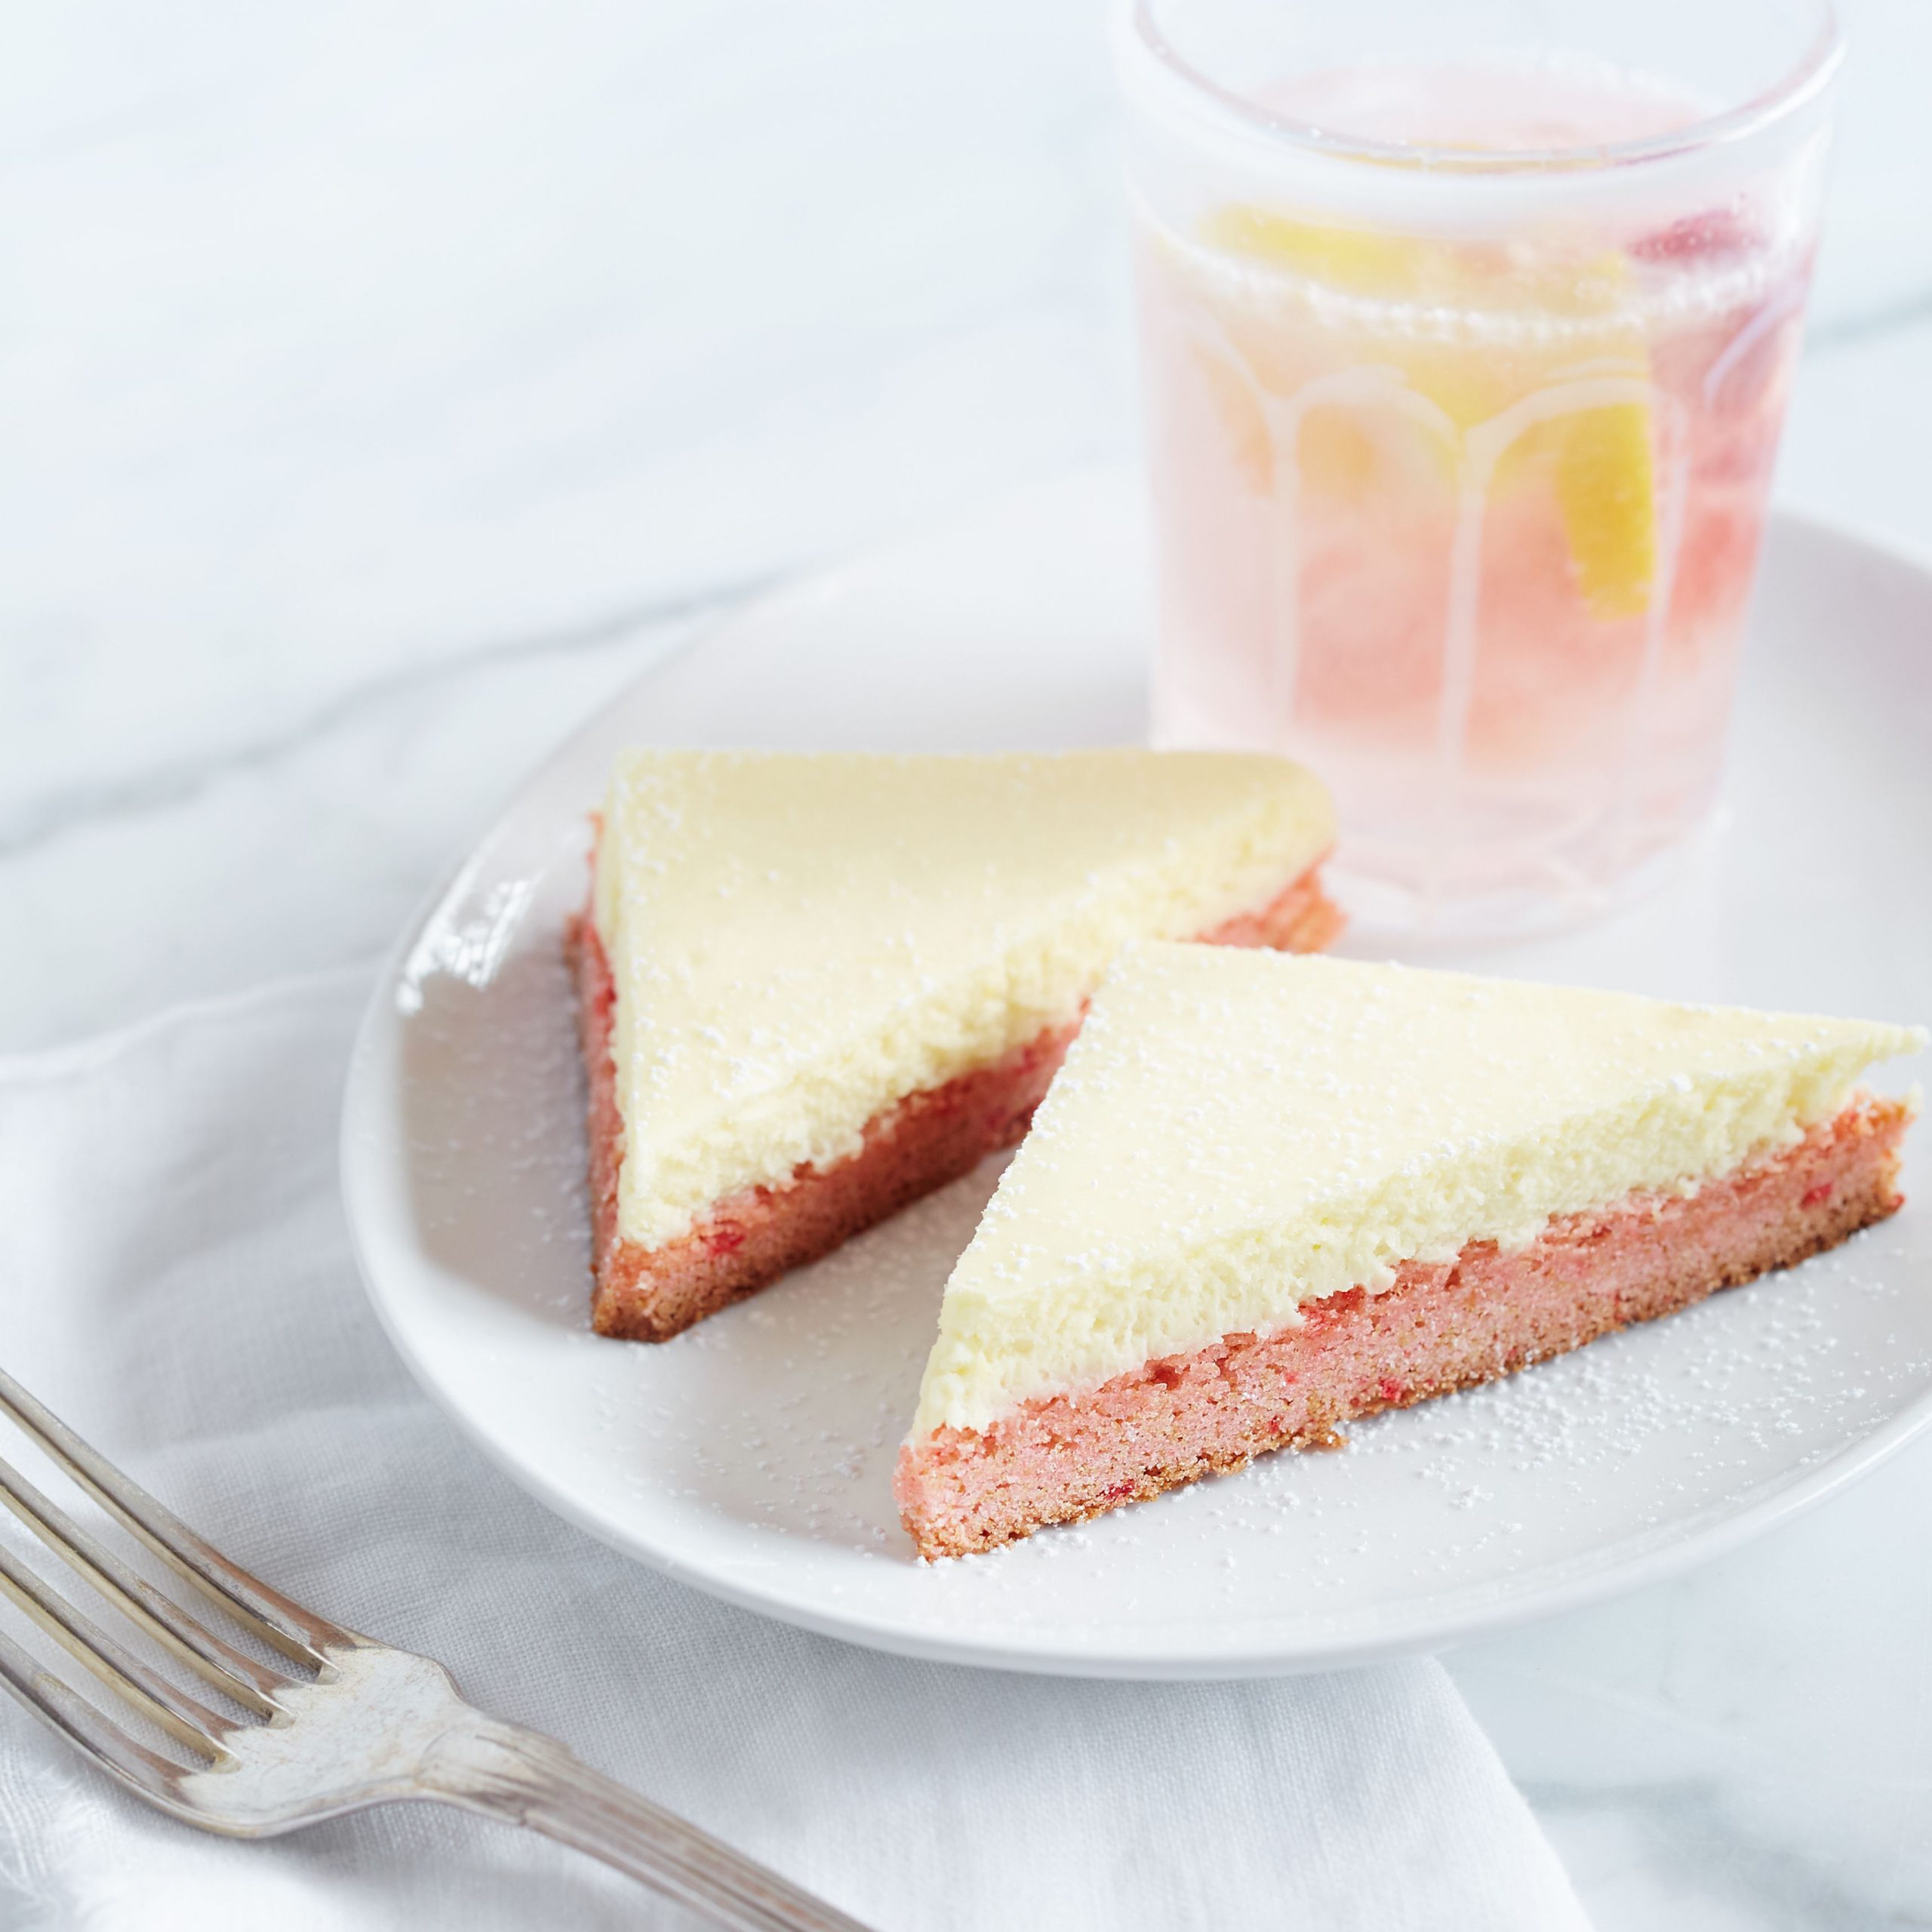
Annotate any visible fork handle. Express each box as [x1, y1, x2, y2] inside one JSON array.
[[426, 1713, 875, 1932]]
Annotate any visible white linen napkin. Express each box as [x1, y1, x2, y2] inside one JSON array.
[[0, 973, 1591, 1931]]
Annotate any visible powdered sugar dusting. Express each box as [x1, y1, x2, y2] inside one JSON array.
[[380, 844, 1932, 1667]]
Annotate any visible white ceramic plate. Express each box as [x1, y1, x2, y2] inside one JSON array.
[[341, 470, 1932, 1678]]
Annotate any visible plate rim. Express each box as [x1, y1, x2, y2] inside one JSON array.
[[339, 473, 1932, 1678]]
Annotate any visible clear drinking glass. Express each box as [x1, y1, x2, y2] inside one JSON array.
[[1117, 0, 1843, 937]]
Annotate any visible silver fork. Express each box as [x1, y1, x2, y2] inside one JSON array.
[[0, 1366, 871, 1930]]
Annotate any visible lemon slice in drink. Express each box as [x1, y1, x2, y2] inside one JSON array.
[[1201, 208, 1658, 617], [1542, 253, 1658, 623], [1200, 208, 1437, 297], [1552, 401, 1656, 621]]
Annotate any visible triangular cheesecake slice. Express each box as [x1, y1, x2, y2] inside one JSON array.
[[572, 750, 1338, 1340], [897, 945, 1924, 1557]]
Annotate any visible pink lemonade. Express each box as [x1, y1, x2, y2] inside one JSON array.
[[1135, 61, 1826, 931]]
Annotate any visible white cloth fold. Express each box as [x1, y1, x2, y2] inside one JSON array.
[[0, 974, 1590, 1931]]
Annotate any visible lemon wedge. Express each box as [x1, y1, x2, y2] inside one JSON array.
[[1200, 207, 1659, 617], [1552, 401, 1656, 621], [1536, 254, 1659, 620], [1200, 208, 1434, 297]]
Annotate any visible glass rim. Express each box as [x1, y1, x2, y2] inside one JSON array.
[[1123, 0, 1844, 175]]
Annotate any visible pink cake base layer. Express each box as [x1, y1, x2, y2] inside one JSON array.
[[894, 1097, 1912, 1558], [571, 860, 1343, 1342]]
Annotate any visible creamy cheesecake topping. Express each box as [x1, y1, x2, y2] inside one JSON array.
[[913, 945, 1924, 1435], [594, 750, 1334, 1249]]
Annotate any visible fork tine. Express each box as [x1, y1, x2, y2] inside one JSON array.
[[0, 1541, 232, 1758], [0, 1451, 291, 1717], [0, 1367, 349, 1665], [0, 1623, 193, 1807]]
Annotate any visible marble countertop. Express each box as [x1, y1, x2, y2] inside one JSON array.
[[7, 3, 1930, 1923]]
